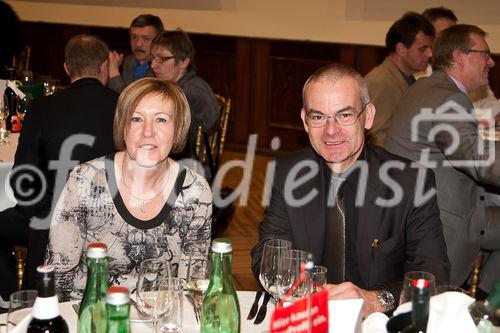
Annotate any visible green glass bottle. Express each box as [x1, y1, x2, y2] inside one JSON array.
[[105, 286, 130, 333], [78, 243, 109, 333], [469, 278, 500, 332], [201, 238, 240, 333]]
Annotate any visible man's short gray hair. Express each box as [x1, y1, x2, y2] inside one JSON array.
[[302, 63, 370, 109], [432, 24, 487, 71]]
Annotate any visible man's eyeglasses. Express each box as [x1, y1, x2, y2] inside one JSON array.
[[467, 49, 492, 60], [151, 55, 175, 64], [305, 104, 367, 128]]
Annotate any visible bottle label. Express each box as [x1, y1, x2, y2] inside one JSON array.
[[31, 296, 60, 320], [6, 80, 26, 99], [10, 115, 21, 132]]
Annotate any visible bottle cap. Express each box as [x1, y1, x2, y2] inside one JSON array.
[[411, 278, 430, 289], [36, 264, 55, 297], [411, 278, 431, 302], [212, 238, 232, 253], [106, 286, 130, 305], [87, 243, 107, 258]]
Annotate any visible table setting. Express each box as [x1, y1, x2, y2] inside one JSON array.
[[0, 290, 274, 333]]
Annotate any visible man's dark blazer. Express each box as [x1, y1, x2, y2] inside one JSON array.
[[12, 77, 118, 217], [0, 77, 118, 294], [251, 144, 450, 300]]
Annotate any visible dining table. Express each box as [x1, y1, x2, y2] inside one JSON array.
[[0, 132, 19, 163], [0, 291, 274, 333], [0, 132, 18, 211]]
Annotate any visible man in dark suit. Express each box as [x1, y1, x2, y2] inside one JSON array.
[[0, 34, 118, 303], [384, 25, 500, 296], [108, 14, 164, 93], [251, 63, 449, 318]]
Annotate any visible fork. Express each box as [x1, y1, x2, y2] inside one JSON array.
[[185, 294, 200, 323]]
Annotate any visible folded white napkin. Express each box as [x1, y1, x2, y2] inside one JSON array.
[[9, 313, 32, 333], [426, 291, 477, 333], [394, 291, 477, 333], [362, 312, 389, 333], [329, 299, 363, 333]]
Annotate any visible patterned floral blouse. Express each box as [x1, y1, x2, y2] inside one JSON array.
[[45, 154, 212, 301]]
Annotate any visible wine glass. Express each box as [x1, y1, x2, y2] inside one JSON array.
[[259, 239, 292, 303], [7, 290, 37, 332], [186, 243, 211, 309], [136, 259, 173, 332], [399, 271, 436, 304], [281, 249, 310, 302]]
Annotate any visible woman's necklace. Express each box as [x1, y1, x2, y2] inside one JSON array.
[[121, 156, 170, 213]]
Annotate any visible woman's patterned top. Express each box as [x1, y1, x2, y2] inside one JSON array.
[[45, 154, 212, 301]]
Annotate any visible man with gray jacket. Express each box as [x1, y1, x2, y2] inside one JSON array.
[[384, 24, 500, 297]]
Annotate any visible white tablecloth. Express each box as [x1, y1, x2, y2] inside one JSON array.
[[0, 162, 15, 210], [0, 291, 273, 333], [0, 133, 19, 210], [0, 132, 19, 163], [0, 294, 367, 333]]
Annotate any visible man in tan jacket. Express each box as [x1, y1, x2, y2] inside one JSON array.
[[365, 12, 434, 146]]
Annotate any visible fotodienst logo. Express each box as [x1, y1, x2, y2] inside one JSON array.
[[411, 101, 496, 168]]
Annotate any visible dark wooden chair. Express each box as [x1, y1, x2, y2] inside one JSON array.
[[194, 94, 231, 180], [469, 250, 485, 298], [13, 246, 27, 290], [194, 94, 234, 238]]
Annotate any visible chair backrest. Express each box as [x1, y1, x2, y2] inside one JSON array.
[[195, 94, 231, 180]]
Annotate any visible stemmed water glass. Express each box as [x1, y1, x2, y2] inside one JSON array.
[[281, 249, 310, 302], [136, 259, 173, 332], [259, 239, 292, 303]]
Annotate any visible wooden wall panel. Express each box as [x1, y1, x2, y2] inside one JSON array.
[[19, 21, 499, 153], [268, 58, 323, 125], [488, 55, 500, 98], [249, 39, 271, 148]]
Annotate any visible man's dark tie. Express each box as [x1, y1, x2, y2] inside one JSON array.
[[324, 190, 346, 284]]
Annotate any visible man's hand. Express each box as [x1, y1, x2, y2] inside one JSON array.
[[108, 50, 124, 79], [326, 282, 383, 319]]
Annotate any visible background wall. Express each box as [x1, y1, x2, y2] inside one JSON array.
[[7, 0, 500, 52], [8, 1, 500, 152]]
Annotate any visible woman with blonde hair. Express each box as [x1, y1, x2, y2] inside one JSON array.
[[46, 78, 212, 301]]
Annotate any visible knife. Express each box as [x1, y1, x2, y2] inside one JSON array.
[[253, 292, 271, 325], [246, 291, 263, 320]]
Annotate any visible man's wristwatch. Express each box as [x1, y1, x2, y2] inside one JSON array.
[[375, 290, 396, 313]]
